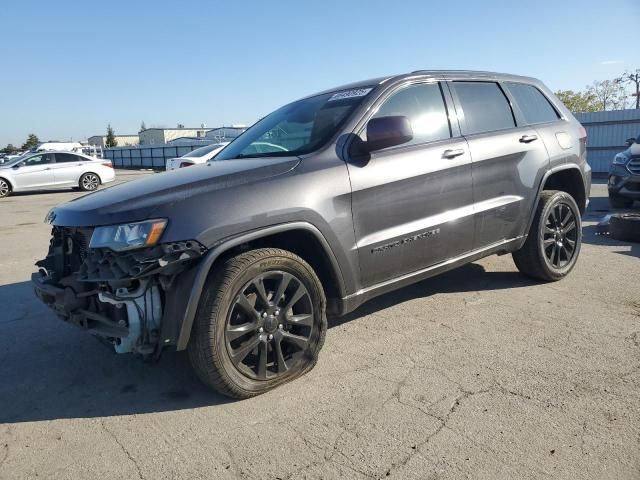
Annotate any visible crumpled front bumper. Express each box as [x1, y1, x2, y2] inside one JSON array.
[[32, 270, 129, 338]]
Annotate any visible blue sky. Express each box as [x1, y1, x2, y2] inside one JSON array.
[[0, 0, 637, 146]]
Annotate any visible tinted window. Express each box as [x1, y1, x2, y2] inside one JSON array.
[[370, 82, 450, 146], [55, 153, 82, 163], [23, 154, 52, 166], [454, 82, 515, 135], [506, 83, 560, 125]]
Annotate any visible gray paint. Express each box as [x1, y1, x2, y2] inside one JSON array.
[[38, 70, 590, 350]]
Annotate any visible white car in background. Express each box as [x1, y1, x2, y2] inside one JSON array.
[[165, 142, 230, 171], [0, 151, 115, 198], [165, 141, 290, 171]]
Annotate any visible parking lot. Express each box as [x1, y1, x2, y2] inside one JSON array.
[[0, 173, 638, 479]]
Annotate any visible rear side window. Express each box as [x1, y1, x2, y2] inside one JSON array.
[[55, 153, 82, 163], [453, 82, 515, 135], [506, 83, 560, 125], [370, 82, 451, 146]]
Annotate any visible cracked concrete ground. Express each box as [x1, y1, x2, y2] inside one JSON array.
[[0, 175, 638, 479]]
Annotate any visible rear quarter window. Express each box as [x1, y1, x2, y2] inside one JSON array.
[[453, 82, 516, 135], [505, 83, 560, 125]]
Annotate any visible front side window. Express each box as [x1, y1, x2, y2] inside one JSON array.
[[368, 82, 450, 147], [215, 87, 374, 160], [23, 154, 52, 166], [506, 83, 560, 125], [453, 82, 516, 135]]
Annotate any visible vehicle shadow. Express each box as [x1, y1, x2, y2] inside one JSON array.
[[0, 280, 231, 425], [0, 262, 537, 424], [332, 263, 539, 326]]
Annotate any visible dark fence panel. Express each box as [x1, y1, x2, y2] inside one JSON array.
[[104, 144, 204, 170]]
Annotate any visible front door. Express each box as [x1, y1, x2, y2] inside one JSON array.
[[347, 81, 474, 288], [11, 153, 55, 190]]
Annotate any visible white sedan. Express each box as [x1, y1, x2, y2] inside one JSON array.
[[0, 151, 116, 198], [165, 142, 230, 171]]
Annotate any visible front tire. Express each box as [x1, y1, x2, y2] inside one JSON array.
[[188, 248, 327, 399], [513, 190, 582, 282], [0, 178, 10, 198], [79, 172, 100, 191]]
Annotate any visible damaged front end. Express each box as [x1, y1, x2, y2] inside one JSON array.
[[32, 225, 206, 356]]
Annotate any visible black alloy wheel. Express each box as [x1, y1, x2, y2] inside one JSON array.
[[188, 248, 326, 398], [513, 190, 582, 281], [542, 202, 578, 269], [226, 271, 315, 380]]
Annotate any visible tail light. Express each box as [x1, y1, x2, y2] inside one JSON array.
[[578, 125, 587, 142], [179, 162, 194, 168], [101, 161, 113, 168]]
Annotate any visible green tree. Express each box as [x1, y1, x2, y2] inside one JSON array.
[[554, 90, 599, 113], [2, 144, 18, 154], [617, 69, 640, 109], [587, 80, 627, 111], [105, 124, 118, 148], [21, 133, 40, 151]]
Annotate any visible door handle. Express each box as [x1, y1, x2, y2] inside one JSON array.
[[45, 167, 51, 170], [519, 134, 538, 143], [442, 148, 465, 159], [77, 164, 83, 166]]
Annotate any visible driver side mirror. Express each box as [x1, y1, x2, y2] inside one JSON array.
[[12, 163, 22, 169], [626, 137, 636, 147], [365, 116, 413, 152]]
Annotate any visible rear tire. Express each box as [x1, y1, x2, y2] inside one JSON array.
[[513, 190, 582, 282], [609, 214, 640, 243], [79, 172, 100, 191], [188, 248, 327, 399], [609, 194, 634, 209]]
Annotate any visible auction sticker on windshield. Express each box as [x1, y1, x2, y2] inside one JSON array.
[[328, 88, 373, 102]]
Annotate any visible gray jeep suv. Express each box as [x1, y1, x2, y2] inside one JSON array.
[[32, 71, 591, 398]]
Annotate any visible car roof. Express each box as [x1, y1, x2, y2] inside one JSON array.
[[305, 70, 540, 99]]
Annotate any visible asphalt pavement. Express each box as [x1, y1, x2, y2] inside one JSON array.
[[0, 173, 638, 479]]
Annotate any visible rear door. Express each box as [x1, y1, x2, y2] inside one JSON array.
[[51, 152, 85, 186], [347, 80, 474, 287], [449, 80, 550, 248], [11, 153, 55, 189]]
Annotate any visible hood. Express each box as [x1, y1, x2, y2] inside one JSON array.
[[49, 156, 300, 227]]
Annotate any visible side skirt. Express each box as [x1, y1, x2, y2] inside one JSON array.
[[339, 236, 523, 315]]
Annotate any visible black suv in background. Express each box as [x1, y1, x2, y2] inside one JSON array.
[[609, 135, 640, 208], [33, 71, 591, 398]]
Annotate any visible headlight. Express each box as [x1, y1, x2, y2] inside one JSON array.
[[89, 219, 167, 251], [613, 153, 629, 165]]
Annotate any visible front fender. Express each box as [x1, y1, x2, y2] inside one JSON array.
[[171, 221, 346, 351]]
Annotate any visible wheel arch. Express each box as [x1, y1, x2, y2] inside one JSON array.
[[541, 167, 586, 215], [173, 222, 347, 351]]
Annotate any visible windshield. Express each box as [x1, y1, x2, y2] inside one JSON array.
[[1, 153, 30, 166], [182, 143, 226, 159], [215, 87, 374, 160]]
